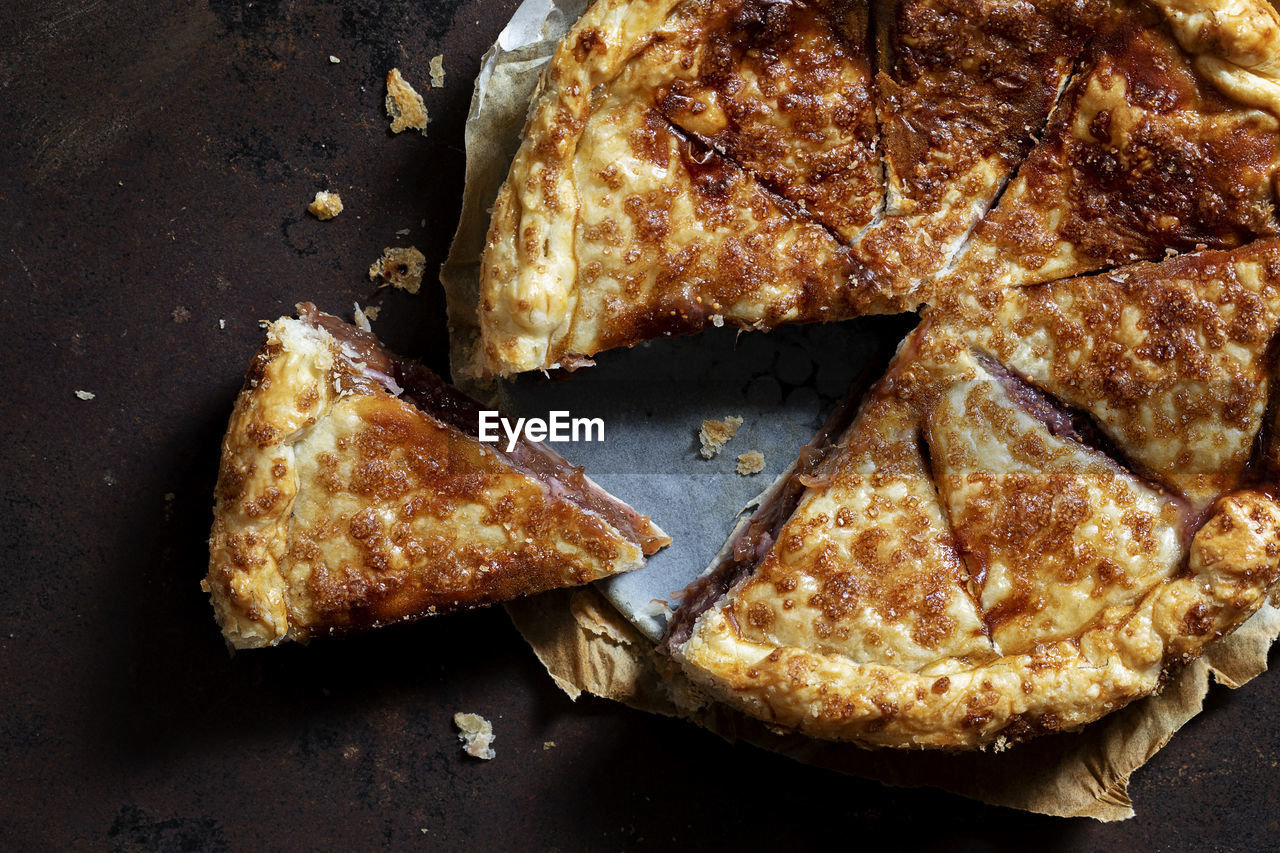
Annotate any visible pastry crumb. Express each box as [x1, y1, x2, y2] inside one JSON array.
[[369, 245, 426, 294], [329, 55, 340, 64], [395, 228, 411, 236], [218, 319, 226, 330], [699, 416, 743, 459], [363, 306, 380, 321], [385, 68, 429, 135], [307, 190, 344, 220], [710, 314, 725, 327], [172, 305, 191, 324], [454, 712, 495, 760], [74, 390, 95, 401], [736, 450, 765, 476], [353, 303, 372, 332], [542, 741, 556, 750], [430, 54, 445, 88]]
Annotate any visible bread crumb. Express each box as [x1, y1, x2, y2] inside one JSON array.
[[369, 246, 426, 294], [699, 416, 743, 459], [710, 314, 724, 327], [363, 306, 380, 321], [307, 190, 344, 220], [542, 741, 556, 750], [736, 450, 765, 475], [385, 68, 428, 135], [430, 54, 445, 88], [329, 55, 340, 64], [353, 303, 372, 332], [454, 712, 495, 760], [218, 319, 226, 330], [74, 390, 95, 401], [395, 228, 411, 236], [172, 306, 191, 324]]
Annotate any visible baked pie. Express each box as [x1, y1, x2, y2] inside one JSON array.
[[474, 0, 1280, 379], [666, 240, 1280, 747], [204, 305, 668, 649]]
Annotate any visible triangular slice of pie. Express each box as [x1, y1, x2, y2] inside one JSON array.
[[668, 242, 1280, 747], [205, 305, 669, 649], [856, 0, 1111, 291], [945, 0, 1280, 292], [473, 0, 888, 378]]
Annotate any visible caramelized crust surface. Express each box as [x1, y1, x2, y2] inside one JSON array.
[[949, 4, 1280, 290], [677, 242, 1280, 747], [858, 0, 1108, 289], [205, 314, 666, 649]]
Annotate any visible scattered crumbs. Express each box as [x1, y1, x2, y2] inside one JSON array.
[[353, 302, 372, 332], [307, 190, 344, 220], [219, 319, 226, 330], [171, 305, 191, 324], [454, 712, 495, 760], [369, 245, 426, 293], [542, 741, 556, 751], [385, 68, 428, 135], [430, 54, 445, 88], [736, 450, 765, 476], [74, 390, 95, 401], [341, 745, 360, 760], [395, 228, 411, 236], [710, 314, 725, 328], [363, 305, 381, 321], [103, 472, 117, 487], [329, 54, 341, 64], [258, 320, 271, 329], [699, 415, 743, 459]]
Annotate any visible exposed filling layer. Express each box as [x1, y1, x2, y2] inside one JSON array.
[[297, 304, 668, 555], [659, 343, 894, 652]]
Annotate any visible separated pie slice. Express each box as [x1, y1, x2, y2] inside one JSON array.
[[670, 288, 1280, 748], [947, 238, 1280, 508], [857, 0, 1109, 291], [474, 0, 889, 378], [205, 305, 669, 649], [946, 0, 1280, 291]]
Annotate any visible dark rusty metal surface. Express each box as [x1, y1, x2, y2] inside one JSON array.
[[1, 1, 1278, 849]]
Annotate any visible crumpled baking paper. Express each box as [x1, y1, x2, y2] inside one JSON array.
[[439, 0, 1280, 820]]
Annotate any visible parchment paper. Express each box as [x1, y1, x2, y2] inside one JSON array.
[[439, 0, 1280, 820]]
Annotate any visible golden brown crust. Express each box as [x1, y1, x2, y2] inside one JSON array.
[[476, 0, 892, 378], [677, 242, 1280, 747], [205, 312, 667, 648], [948, 2, 1280, 291]]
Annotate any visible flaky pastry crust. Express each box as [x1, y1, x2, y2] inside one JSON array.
[[205, 310, 667, 649], [674, 241, 1280, 748]]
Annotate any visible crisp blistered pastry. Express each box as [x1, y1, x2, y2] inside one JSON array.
[[948, 0, 1280, 290], [473, 0, 1280, 377], [204, 305, 668, 649], [667, 241, 1280, 748]]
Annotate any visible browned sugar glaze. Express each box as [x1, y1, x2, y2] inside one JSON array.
[[654, 0, 881, 241], [960, 3, 1280, 284]]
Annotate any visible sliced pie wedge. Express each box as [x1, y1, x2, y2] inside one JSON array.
[[474, 0, 889, 378], [668, 248, 1280, 747], [205, 305, 669, 649], [946, 0, 1280, 292], [857, 0, 1109, 291]]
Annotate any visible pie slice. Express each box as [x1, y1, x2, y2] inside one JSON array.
[[668, 248, 1280, 747], [856, 0, 1109, 291], [946, 0, 1280, 292], [473, 0, 889, 378], [947, 237, 1280, 508], [204, 305, 669, 649], [651, 0, 882, 241]]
